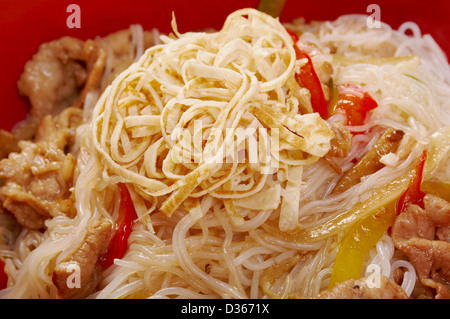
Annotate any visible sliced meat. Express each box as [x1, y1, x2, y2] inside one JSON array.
[[391, 203, 435, 242], [407, 275, 435, 299], [437, 226, 450, 243], [304, 276, 407, 299], [0, 107, 82, 229], [421, 277, 450, 299], [52, 218, 112, 299], [423, 194, 450, 228], [392, 194, 450, 299], [332, 128, 404, 193], [0, 26, 156, 160], [398, 239, 450, 299], [2, 202, 47, 230], [0, 37, 105, 160], [14, 37, 87, 141]]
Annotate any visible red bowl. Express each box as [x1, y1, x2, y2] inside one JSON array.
[[1, 0, 449, 131]]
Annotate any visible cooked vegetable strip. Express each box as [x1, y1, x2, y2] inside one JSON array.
[[332, 128, 404, 193], [289, 32, 329, 118], [99, 184, 137, 269], [421, 181, 450, 202], [329, 203, 396, 288], [397, 150, 427, 214], [333, 84, 378, 126], [257, 0, 287, 17]]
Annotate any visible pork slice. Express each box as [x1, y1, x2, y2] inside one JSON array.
[[0, 108, 82, 229], [423, 194, 450, 227], [436, 227, 450, 243], [392, 194, 450, 299], [52, 218, 112, 299], [306, 276, 407, 299], [332, 128, 404, 193], [14, 37, 87, 141], [391, 204, 435, 243], [398, 239, 450, 299]]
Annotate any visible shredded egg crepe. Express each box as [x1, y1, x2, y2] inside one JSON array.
[[92, 8, 334, 229]]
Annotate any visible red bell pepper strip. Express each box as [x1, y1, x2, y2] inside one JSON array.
[[335, 84, 378, 126], [0, 259, 8, 289], [397, 150, 427, 214], [99, 184, 137, 269], [286, 28, 299, 43], [287, 28, 328, 118]]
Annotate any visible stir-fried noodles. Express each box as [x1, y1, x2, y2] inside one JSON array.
[[1, 8, 449, 299]]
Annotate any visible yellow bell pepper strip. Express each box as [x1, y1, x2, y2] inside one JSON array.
[[286, 28, 329, 119], [99, 184, 137, 269], [262, 171, 413, 243], [397, 150, 427, 214], [0, 259, 7, 289], [329, 150, 429, 287], [257, 0, 287, 17], [329, 203, 396, 288], [421, 181, 450, 202]]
